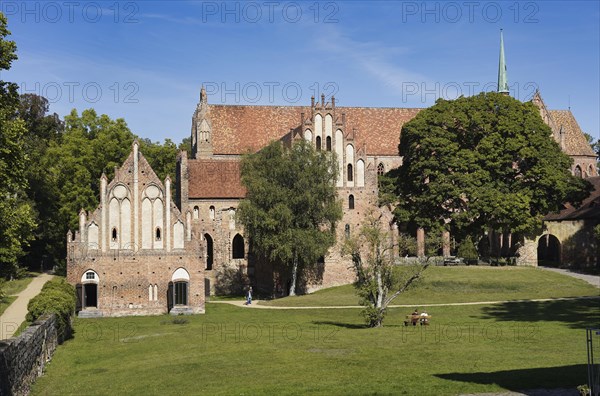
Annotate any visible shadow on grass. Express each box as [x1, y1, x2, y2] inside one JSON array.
[[435, 364, 587, 393], [479, 298, 600, 329], [312, 321, 367, 329]]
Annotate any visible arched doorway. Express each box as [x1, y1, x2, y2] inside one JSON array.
[[537, 234, 561, 266], [79, 270, 99, 310], [169, 268, 190, 312]]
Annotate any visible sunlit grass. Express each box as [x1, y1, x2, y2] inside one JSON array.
[[260, 266, 599, 307]]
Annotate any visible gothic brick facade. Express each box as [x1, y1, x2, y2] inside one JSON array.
[[67, 142, 205, 317], [67, 87, 597, 316]]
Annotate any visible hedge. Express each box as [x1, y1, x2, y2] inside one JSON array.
[[26, 278, 76, 338]]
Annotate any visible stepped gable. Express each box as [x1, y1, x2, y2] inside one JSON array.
[[548, 110, 596, 157], [188, 159, 246, 199], [207, 104, 422, 156], [544, 176, 600, 221]]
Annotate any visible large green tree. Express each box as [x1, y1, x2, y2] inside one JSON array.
[[394, 92, 590, 242], [0, 13, 36, 278], [18, 94, 64, 271], [237, 140, 342, 296]]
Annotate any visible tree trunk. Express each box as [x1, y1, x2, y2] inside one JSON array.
[[376, 269, 383, 309], [289, 252, 298, 296]]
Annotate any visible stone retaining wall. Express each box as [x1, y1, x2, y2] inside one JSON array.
[[0, 314, 62, 396]]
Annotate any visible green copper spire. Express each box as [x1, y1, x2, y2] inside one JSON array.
[[498, 29, 509, 94]]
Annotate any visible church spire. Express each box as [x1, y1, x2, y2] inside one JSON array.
[[497, 29, 509, 95]]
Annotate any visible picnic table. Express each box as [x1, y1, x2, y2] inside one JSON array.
[[404, 314, 431, 326]]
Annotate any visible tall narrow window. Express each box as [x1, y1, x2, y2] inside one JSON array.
[[377, 163, 385, 176], [316, 136, 322, 151], [193, 206, 199, 219], [205, 233, 214, 270], [345, 224, 350, 239], [326, 136, 332, 151], [347, 164, 353, 182], [155, 227, 161, 241], [209, 206, 215, 220], [111, 228, 118, 241], [349, 195, 355, 210], [574, 165, 582, 178]]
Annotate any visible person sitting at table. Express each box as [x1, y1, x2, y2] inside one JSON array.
[[411, 309, 419, 326]]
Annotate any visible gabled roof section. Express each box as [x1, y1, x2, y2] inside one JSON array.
[[207, 104, 422, 156], [548, 110, 596, 157], [188, 159, 246, 199], [544, 176, 600, 221]]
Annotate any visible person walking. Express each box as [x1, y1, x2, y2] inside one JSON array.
[[245, 286, 253, 305]]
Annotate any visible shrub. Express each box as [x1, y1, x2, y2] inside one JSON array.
[[457, 236, 478, 261], [26, 278, 76, 339]]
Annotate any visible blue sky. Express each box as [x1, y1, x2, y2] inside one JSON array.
[[2, 1, 599, 143]]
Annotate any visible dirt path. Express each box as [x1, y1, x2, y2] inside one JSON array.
[[209, 295, 600, 310], [0, 273, 54, 340]]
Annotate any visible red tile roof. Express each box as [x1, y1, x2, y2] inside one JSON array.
[[207, 104, 422, 156], [548, 110, 596, 157], [188, 159, 246, 199]]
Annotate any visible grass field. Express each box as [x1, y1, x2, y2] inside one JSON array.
[[259, 266, 599, 307], [31, 268, 599, 395]]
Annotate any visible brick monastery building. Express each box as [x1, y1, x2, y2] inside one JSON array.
[[66, 35, 597, 317]]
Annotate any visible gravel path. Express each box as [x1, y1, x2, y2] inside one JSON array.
[[0, 273, 54, 340], [538, 266, 600, 288], [209, 295, 600, 309]]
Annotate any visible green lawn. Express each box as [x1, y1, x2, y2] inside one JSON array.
[[31, 268, 600, 395], [0, 296, 17, 317], [259, 266, 599, 307], [2, 273, 35, 296], [33, 298, 599, 395]]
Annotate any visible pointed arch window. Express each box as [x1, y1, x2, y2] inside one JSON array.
[[155, 227, 161, 241], [111, 228, 118, 242], [193, 206, 199, 219], [377, 163, 385, 176], [349, 194, 355, 210], [574, 165, 582, 178], [316, 136, 322, 151], [205, 233, 214, 270], [347, 164, 353, 182], [326, 136, 332, 151]]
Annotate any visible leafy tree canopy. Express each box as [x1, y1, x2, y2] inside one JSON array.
[[0, 13, 36, 277], [237, 139, 342, 295], [394, 92, 591, 240]]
